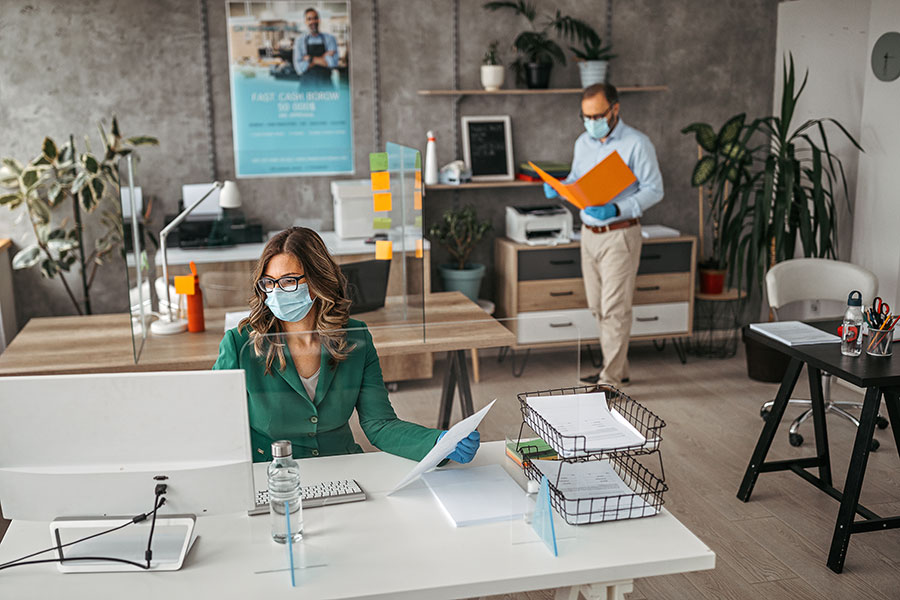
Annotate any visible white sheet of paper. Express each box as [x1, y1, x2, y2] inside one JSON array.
[[387, 399, 496, 495], [749, 321, 840, 346], [525, 393, 646, 457], [224, 310, 250, 331], [531, 459, 658, 524], [423, 464, 533, 527]]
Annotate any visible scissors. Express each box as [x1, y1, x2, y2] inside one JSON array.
[[872, 297, 891, 327]]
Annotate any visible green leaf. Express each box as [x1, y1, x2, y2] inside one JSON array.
[[1, 158, 24, 175], [40, 258, 59, 279], [0, 193, 22, 208], [681, 123, 717, 153], [27, 196, 52, 225], [111, 116, 121, 138], [42, 137, 58, 162], [690, 156, 717, 186], [80, 185, 98, 212], [717, 114, 745, 147], [82, 153, 100, 174], [12, 245, 43, 270], [21, 168, 39, 189], [48, 182, 66, 207], [125, 136, 159, 146], [91, 177, 106, 202], [47, 237, 79, 253]]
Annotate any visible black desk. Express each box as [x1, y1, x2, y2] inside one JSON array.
[[738, 320, 900, 573]]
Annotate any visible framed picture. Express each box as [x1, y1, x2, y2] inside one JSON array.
[[461, 115, 514, 182]]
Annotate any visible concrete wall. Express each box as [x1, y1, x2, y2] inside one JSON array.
[[0, 0, 779, 327]]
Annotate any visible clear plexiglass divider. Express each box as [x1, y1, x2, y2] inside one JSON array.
[[119, 155, 149, 363]]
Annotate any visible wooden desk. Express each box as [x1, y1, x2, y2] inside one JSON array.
[[739, 321, 900, 573], [0, 292, 514, 427], [0, 442, 715, 599]]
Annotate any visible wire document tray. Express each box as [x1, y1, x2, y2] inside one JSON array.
[[522, 452, 667, 525], [517, 384, 666, 458]]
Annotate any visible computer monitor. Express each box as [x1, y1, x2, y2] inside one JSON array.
[[0, 370, 254, 521], [342, 259, 391, 315]]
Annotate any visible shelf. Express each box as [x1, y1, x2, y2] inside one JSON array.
[[417, 85, 669, 97], [696, 289, 748, 302], [426, 180, 541, 191]]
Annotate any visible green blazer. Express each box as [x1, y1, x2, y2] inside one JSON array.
[[213, 319, 442, 463]]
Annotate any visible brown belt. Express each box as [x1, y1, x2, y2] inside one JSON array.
[[585, 218, 640, 234]]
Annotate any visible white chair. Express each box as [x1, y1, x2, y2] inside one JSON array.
[[761, 258, 889, 450]]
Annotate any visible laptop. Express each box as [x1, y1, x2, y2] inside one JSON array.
[[342, 259, 390, 315]]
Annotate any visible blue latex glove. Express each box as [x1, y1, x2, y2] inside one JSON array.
[[437, 430, 481, 463], [584, 204, 617, 221], [543, 182, 559, 199]]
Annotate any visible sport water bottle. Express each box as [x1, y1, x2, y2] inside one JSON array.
[[424, 130, 439, 185], [268, 440, 303, 543], [841, 290, 864, 357]]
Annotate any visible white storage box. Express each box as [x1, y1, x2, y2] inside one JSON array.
[[331, 180, 374, 239]]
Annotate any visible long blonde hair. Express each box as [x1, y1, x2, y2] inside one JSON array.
[[240, 227, 353, 374]]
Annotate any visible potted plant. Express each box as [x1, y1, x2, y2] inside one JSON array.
[[0, 117, 158, 315], [484, 1, 599, 89], [571, 36, 616, 88], [428, 205, 492, 302], [481, 41, 505, 91]]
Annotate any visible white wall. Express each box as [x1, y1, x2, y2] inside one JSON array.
[[775, 0, 870, 263], [851, 1, 900, 304]]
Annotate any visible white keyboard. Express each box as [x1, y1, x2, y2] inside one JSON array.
[[249, 479, 366, 516]]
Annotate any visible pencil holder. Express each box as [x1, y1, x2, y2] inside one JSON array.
[[866, 327, 893, 357]]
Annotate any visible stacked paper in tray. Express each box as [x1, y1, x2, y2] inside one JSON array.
[[524, 392, 646, 457], [530, 459, 658, 524]]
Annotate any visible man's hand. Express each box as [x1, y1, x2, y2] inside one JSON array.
[[543, 182, 559, 200], [584, 204, 617, 221]]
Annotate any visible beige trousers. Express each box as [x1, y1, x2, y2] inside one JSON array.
[[580, 224, 643, 386]]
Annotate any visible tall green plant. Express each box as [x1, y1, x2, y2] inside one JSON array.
[[683, 54, 861, 292], [428, 205, 492, 270], [0, 117, 158, 314]]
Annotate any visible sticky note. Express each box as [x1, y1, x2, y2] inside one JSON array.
[[375, 240, 393, 261], [415, 153, 422, 169], [373, 192, 392, 212], [414, 190, 422, 210], [371, 171, 390, 191], [415, 170, 421, 186], [415, 215, 422, 228], [373, 217, 392, 230], [415, 238, 424, 259], [174, 274, 196, 295], [369, 152, 388, 172]]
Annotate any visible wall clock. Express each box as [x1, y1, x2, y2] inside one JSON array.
[[871, 31, 900, 82]]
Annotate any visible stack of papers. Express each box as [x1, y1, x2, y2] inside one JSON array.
[[524, 393, 646, 458], [640, 224, 680, 239], [749, 321, 840, 346], [531, 459, 657, 524], [422, 464, 533, 527]]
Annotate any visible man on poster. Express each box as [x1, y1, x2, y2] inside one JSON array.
[[292, 7, 338, 87], [545, 83, 664, 387]]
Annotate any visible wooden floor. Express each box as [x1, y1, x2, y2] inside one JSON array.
[[1, 340, 896, 599]]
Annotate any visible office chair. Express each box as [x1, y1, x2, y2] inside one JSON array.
[[760, 258, 889, 450]]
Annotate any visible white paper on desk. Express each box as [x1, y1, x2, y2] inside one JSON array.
[[531, 459, 657, 523], [749, 321, 840, 346], [224, 310, 250, 331], [423, 464, 533, 527], [388, 399, 496, 495], [525, 393, 645, 457]]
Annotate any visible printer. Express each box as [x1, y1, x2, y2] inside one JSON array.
[[505, 204, 573, 246]]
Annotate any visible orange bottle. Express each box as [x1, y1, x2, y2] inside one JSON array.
[[175, 261, 205, 333]]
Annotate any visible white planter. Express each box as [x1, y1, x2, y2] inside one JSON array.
[[480, 65, 505, 91], [578, 60, 608, 88]]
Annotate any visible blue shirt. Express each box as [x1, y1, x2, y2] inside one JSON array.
[[293, 32, 339, 74], [564, 119, 664, 226]]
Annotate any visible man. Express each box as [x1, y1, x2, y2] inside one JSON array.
[[545, 83, 664, 386], [292, 8, 338, 87]]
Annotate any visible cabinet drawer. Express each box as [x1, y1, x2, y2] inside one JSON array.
[[638, 242, 692, 275], [633, 273, 692, 305], [630, 302, 690, 337], [518, 248, 582, 281], [517, 309, 597, 344], [518, 278, 587, 312]]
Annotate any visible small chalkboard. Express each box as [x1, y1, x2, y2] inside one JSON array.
[[461, 115, 514, 181]]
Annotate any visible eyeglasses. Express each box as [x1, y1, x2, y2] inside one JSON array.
[[256, 275, 305, 293], [580, 103, 617, 121]]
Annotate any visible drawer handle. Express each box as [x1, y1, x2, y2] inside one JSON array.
[[641, 254, 662, 260], [636, 316, 660, 322], [549, 291, 574, 297], [549, 322, 574, 328], [549, 259, 575, 265], [636, 285, 660, 291]]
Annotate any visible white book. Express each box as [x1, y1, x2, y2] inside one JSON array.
[[422, 464, 533, 527], [749, 321, 840, 346]]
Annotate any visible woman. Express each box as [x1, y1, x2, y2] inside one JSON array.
[[213, 227, 479, 463]]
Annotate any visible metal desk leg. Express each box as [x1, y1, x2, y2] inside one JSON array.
[[437, 351, 459, 430], [808, 366, 833, 487], [827, 385, 881, 573], [882, 388, 900, 461], [454, 349, 475, 418], [436, 350, 476, 430], [738, 357, 804, 502]]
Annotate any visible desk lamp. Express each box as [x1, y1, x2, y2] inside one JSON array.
[[150, 181, 242, 335]]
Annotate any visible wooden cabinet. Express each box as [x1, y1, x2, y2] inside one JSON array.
[[495, 235, 696, 347]]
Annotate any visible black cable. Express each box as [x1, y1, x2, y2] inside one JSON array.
[[0, 556, 149, 572], [144, 490, 166, 567]]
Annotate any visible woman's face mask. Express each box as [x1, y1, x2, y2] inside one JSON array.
[[265, 283, 315, 322]]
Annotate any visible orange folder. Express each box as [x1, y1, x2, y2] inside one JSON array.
[[529, 151, 636, 210]]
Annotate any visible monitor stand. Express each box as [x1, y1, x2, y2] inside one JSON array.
[[49, 515, 196, 573]]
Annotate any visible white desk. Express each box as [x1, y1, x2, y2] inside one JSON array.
[[0, 442, 714, 599]]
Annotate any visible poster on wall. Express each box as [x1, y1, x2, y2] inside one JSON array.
[[226, 1, 353, 177]]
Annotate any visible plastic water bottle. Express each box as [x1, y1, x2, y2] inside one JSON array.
[[424, 130, 439, 185], [268, 440, 303, 543], [841, 290, 864, 357]]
